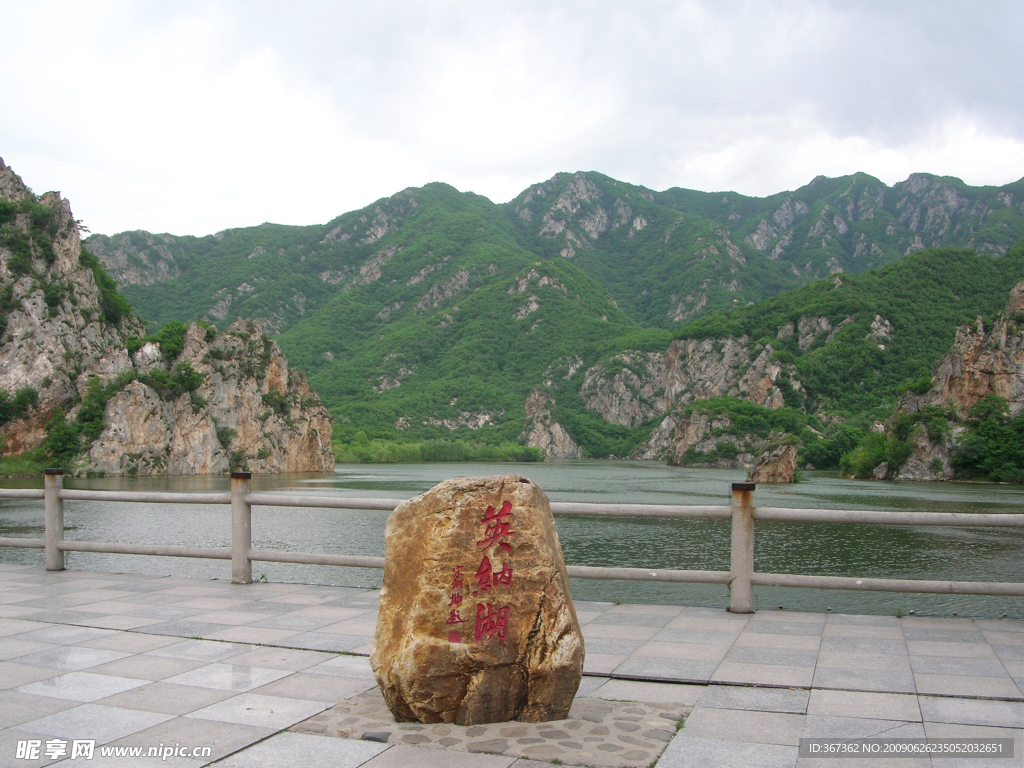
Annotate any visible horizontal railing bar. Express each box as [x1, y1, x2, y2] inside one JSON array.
[[58, 541, 232, 559], [249, 549, 385, 568], [551, 502, 732, 519], [0, 536, 44, 548], [752, 572, 1024, 596], [0, 489, 45, 499], [756, 507, 1024, 527], [59, 490, 232, 505], [566, 565, 732, 583], [246, 494, 400, 511]]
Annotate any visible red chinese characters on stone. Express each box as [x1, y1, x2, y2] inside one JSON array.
[[474, 603, 510, 642], [477, 501, 514, 553], [475, 556, 512, 593], [446, 566, 467, 642]]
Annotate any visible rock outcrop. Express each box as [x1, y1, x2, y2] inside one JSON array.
[[893, 282, 1024, 481], [0, 158, 145, 444], [580, 338, 790, 433], [747, 443, 799, 483], [372, 475, 584, 725], [79, 321, 334, 476], [0, 159, 334, 475], [519, 390, 582, 459]]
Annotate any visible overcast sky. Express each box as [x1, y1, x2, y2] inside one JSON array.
[[2, 1, 1023, 236]]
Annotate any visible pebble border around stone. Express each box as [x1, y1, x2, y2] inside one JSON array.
[[292, 688, 688, 768]]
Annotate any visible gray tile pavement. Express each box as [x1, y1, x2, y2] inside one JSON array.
[[0, 564, 1020, 768]]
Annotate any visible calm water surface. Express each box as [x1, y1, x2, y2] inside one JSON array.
[[1, 461, 1022, 618]]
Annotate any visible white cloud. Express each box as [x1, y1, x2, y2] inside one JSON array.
[[1, 0, 1022, 235]]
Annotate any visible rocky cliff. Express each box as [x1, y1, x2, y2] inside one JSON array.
[[893, 281, 1024, 481], [0, 158, 145, 453], [0, 159, 334, 475], [79, 320, 334, 476], [576, 333, 804, 464]]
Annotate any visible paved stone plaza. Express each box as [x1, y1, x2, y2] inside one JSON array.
[[0, 563, 1020, 767]]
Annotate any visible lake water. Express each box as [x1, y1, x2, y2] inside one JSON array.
[[1, 461, 1022, 619]]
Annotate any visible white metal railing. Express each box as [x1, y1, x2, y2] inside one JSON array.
[[1, 471, 1023, 612]]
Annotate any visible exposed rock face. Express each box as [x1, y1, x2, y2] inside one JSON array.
[[581, 336, 803, 463], [634, 410, 769, 467], [0, 158, 333, 475], [519, 390, 582, 459], [580, 338, 789, 431], [80, 321, 334, 476], [893, 282, 1024, 481], [747, 444, 799, 483], [372, 475, 584, 726], [0, 158, 145, 451]]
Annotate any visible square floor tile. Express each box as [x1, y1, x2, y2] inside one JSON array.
[[591, 678, 704, 705], [146, 640, 252, 663], [811, 667, 916, 694], [613, 656, 718, 682], [697, 685, 809, 714], [724, 646, 818, 667], [914, 674, 1022, 699], [17, 671, 148, 702], [96, 681, 236, 716], [807, 689, 921, 722], [88, 655, 206, 681], [15, 625, 114, 645], [15, 703, 173, 744], [202, 626, 301, 644], [919, 696, 1023, 728], [681, 706, 806, 746], [216, 731, 389, 768], [305, 655, 375, 679], [0, 690, 78, 727], [656, 736, 799, 768], [0, 661, 60, 689], [80, 633, 180, 654], [361, 742, 516, 768], [251, 672, 376, 701], [107, 713, 274, 761], [284, 633, 375, 653], [228, 647, 333, 671], [162, 663, 292, 692], [0, 638, 58, 661], [13, 646, 130, 672], [186, 692, 328, 729], [711, 661, 814, 687]]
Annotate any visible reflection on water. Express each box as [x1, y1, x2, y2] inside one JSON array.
[[2, 461, 1022, 618]]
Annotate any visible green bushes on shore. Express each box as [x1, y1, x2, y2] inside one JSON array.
[[333, 437, 541, 464]]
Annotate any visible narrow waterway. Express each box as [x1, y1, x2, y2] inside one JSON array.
[[1, 461, 1022, 618]]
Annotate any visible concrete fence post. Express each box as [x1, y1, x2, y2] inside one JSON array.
[[729, 482, 755, 613], [230, 472, 252, 584], [44, 469, 65, 571]]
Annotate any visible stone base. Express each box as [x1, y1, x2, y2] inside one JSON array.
[[292, 688, 688, 768]]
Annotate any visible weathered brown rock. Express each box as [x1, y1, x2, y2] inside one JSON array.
[[747, 443, 799, 483], [519, 389, 582, 459], [371, 475, 584, 726]]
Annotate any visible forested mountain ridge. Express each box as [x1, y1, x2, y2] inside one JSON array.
[[80, 170, 1024, 465], [87, 171, 1024, 335]]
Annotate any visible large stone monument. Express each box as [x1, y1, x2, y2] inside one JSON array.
[[371, 475, 584, 725]]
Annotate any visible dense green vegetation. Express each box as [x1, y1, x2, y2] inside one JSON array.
[[0, 387, 38, 428], [678, 246, 1024, 415], [65, 169, 1024, 470], [951, 396, 1024, 483], [333, 436, 541, 463]]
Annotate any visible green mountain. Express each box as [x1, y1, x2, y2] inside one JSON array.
[[83, 171, 1024, 459]]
